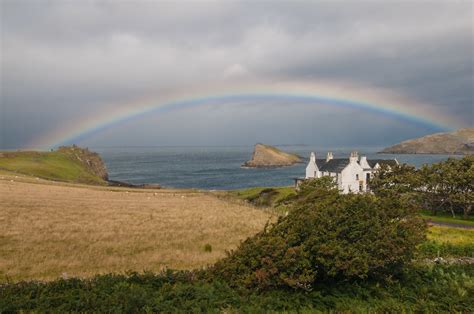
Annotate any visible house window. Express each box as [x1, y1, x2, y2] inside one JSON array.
[[356, 174, 359, 180]]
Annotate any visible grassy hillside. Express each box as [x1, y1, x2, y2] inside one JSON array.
[[380, 128, 474, 155], [0, 148, 106, 185], [229, 186, 296, 212], [2, 180, 473, 312], [0, 177, 272, 282]]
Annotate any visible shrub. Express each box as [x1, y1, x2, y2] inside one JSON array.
[[204, 244, 213, 253], [210, 177, 427, 290], [246, 188, 279, 207], [2, 265, 473, 312]]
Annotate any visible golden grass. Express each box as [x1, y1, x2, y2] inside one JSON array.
[[427, 225, 474, 245], [0, 174, 273, 282]]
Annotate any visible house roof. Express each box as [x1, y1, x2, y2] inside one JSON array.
[[319, 159, 350, 173], [367, 159, 398, 168], [307, 154, 398, 174], [314, 159, 326, 168]]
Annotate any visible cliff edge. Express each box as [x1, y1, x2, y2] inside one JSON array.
[[380, 128, 474, 155], [242, 144, 303, 168], [57, 145, 109, 180], [0, 145, 108, 185]]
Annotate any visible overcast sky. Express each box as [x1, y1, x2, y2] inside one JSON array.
[[1, 0, 472, 149]]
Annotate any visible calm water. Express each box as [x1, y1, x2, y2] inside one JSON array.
[[94, 146, 459, 190]]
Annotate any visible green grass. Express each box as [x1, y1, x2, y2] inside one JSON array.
[[0, 151, 106, 185], [1, 265, 473, 312], [418, 225, 474, 258], [420, 210, 474, 227], [230, 186, 296, 212]]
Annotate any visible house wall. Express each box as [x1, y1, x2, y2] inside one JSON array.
[[305, 153, 318, 179], [340, 161, 366, 194], [302, 152, 396, 194], [305, 161, 317, 178]]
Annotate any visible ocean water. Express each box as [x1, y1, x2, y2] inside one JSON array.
[[94, 146, 459, 190]]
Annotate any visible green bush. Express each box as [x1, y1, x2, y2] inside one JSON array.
[[246, 188, 280, 207], [210, 177, 427, 290], [204, 244, 213, 252], [1, 265, 473, 312]]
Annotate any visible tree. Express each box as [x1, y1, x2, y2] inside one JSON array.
[[370, 163, 422, 209], [372, 157, 474, 219], [210, 177, 426, 291]]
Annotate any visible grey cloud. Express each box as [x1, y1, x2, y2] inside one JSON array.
[[1, 0, 472, 148]]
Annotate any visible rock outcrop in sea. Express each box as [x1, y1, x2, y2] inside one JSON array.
[[242, 143, 303, 168], [380, 128, 474, 155]]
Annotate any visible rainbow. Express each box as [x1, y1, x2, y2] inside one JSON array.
[[29, 81, 458, 149]]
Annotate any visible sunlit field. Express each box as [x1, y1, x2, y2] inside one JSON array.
[[0, 174, 273, 282], [427, 226, 474, 245]]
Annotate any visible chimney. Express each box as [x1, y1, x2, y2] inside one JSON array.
[[349, 151, 359, 163], [326, 151, 333, 162], [306, 152, 318, 179], [359, 156, 369, 168]]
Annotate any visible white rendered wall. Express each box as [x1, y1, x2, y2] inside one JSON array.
[[305, 152, 318, 179], [340, 162, 366, 194]]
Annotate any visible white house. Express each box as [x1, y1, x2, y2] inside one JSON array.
[[296, 151, 398, 194]]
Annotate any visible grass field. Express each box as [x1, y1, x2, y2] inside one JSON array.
[[229, 186, 296, 212], [0, 174, 273, 282], [1, 173, 472, 283], [427, 226, 474, 245], [420, 210, 474, 227], [419, 225, 474, 258], [0, 150, 106, 185]]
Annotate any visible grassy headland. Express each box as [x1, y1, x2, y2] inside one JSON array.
[[0, 146, 107, 185]]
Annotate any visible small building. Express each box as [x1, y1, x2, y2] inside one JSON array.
[[294, 151, 398, 194]]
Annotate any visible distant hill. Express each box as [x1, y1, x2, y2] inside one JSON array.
[[242, 143, 303, 168], [380, 128, 474, 155], [0, 145, 108, 185]]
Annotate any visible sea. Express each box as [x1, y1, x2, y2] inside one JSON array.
[[94, 146, 459, 190]]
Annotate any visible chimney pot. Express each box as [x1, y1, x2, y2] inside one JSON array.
[[326, 151, 333, 162]]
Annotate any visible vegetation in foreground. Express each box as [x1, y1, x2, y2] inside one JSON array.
[[1, 264, 472, 313], [3, 178, 473, 312], [213, 178, 426, 291], [0, 145, 107, 185], [1, 157, 473, 312]]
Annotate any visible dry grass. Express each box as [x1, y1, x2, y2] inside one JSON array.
[[0, 173, 273, 282]]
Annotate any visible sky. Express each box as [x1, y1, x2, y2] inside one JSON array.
[[1, 0, 472, 149]]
